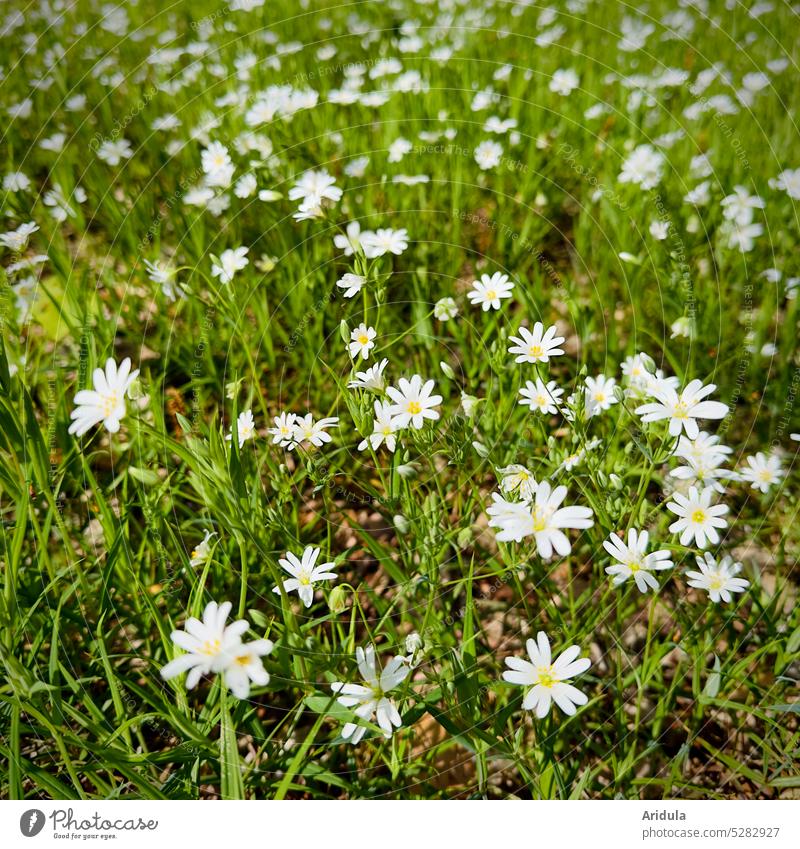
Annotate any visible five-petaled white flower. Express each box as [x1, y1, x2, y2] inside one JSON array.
[[69, 357, 139, 436], [667, 486, 729, 549], [361, 227, 408, 257], [467, 272, 514, 311], [348, 358, 388, 390], [474, 140, 503, 170], [358, 401, 399, 452], [603, 528, 673, 593], [273, 545, 337, 608], [685, 552, 749, 603], [331, 645, 410, 744], [386, 374, 442, 429], [585, 375, 618, 417], [739, 452, 783, 493], [160, 600, 273, 699], [337, 272, 366, 298], [226, 409, 256, 448], [502, 631, 591, 718], [519, 378, 563, 414], [211, 247, 249, 284], [507, 322, 565, 364], [268, 411, 296, 447], [635, 379, 728, 439], [290, 413, 339, 448], [348, 323, 377, 359], [487, 480, 593, 559]]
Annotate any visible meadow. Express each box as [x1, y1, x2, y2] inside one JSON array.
[[0, 0, 799, 800]]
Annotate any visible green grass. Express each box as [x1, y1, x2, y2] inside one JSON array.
[[0, 0, 799, 799]]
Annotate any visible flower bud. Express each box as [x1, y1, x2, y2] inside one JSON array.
[[328, 585, 347, 614]]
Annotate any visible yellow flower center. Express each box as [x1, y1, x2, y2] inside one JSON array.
[[536, 665, 556, 689], [358, 334, 369, 345], [674, 400, 689, 419], [536, 394, 547, 406], [407, 400, 422, 415], [486, 289, 497, 300], [629, 559, 642, 573], [691, 509, 706, 524], [758, 470, 772, 482], [299, 575, 311, 586], [529, 344, 543, 357], [532, 507, 549, 533], [200, 639, 221, 656], [234, 653, 251, 666], [101, 391, 119, 416], [708, 574, 724, 590], [593, 392, 605, 402]]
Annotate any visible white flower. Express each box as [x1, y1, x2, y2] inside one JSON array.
[[348, 358, 388, 390], [268, 412, 297, 447], [603, 529, 673, 593], [507, 322, 565, 364], [721, 185, 765, 225], [667, 485, 729, 549], [144, 259, 181, 300], [686, 552, 749, 603], [467, 272, 514, 311], [97, 138, 133, 166], [487, 480, 593, 559], [549, 68, 579, 95], [333, 221, 365, 256], [725, 220, 763, 252], [358, 401, 399, 452], [160, 600, 273, 699], [584, 375, 618, 417], [211, 247, 249, 284], [234, 173, 257, 198], [386, 375, 442, 429], [388, 136, 412, 162], [272, 545, 337, 607], [288, 168, 342, 210], [503, 631, 591, 718], [519, 378, 563, 414], [649, 219, 670, 240], [3, 171, 30, 192], [361, 227, 409, 258], [226, 409, 256, 448], [670, 316, 692, 338], [683, 180, 710, 206], [344, 156, 369, 178], [337, 272, 366, 298], [69, 357, 139, 436], [291, 414, 339, 449], [670, 432, 733, 493], [739, 452, 783, 493], [0, 221, 39, 251], [635, 379, 728, 439], [190, 531, 217, 567], [770, 167, 800, 199], [434, 297, 458, 320], [498, 465, 538, 500], [331, 645, 410, 744], [619, 144, 664, 189], [201, 141, 234, 187], [474, 140, 503, 170], [348, 323, 377, 359]]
